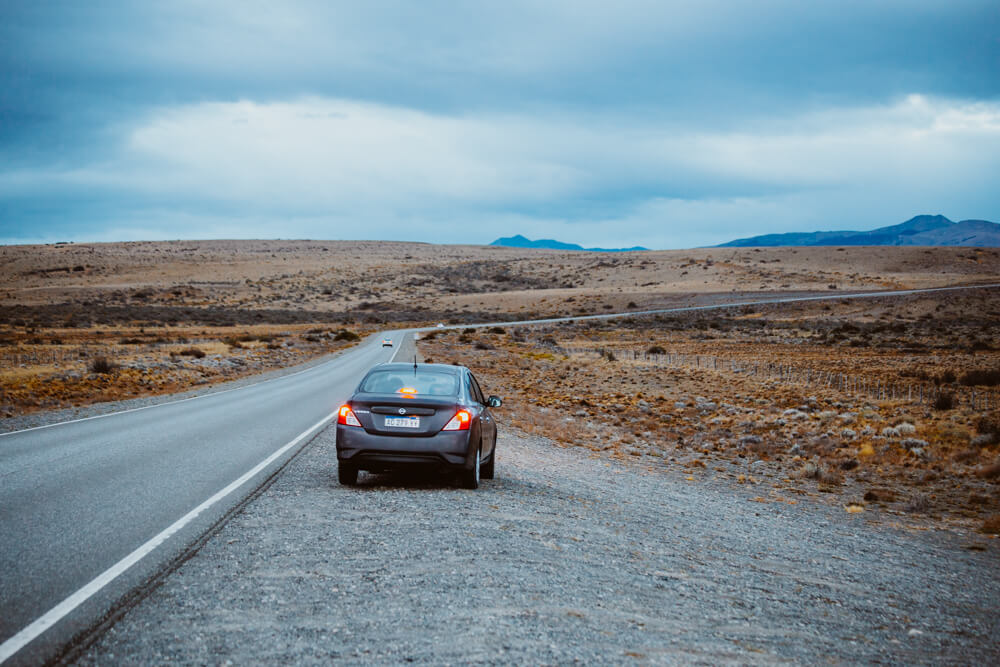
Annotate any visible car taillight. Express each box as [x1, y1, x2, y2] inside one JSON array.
[[338, 404, 361, 427], [442, 410, 471, 431]]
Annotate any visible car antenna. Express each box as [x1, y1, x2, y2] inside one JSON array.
[[413, 355, 418, 375]]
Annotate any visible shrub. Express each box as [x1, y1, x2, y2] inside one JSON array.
[[975, 413, 1000, 446], [178, 347, 206, 358], [89, 357, 116, 374], [960, 369, 1000, 387], [979, 515, 1000, 535], [938, 369, 957, 385], [333, 330, 359, 342], [905, 493, 930, 513], [647, 345, 666, 355], [933, 392, 955, 410], [488, 327, 506, 335]]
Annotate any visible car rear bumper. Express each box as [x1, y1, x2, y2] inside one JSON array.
[[336, 425, 474, 471]]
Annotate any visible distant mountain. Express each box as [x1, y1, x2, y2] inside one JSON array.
[[718, 215, 1000, 247], [491, 234, 648, 252]]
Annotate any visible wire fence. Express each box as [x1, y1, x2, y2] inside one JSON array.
[[563, 346, 998, 412]]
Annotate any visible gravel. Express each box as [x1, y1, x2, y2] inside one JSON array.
[[77, 426, 999, 665]]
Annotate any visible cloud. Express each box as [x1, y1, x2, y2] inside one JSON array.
[[2, 1, 999, 245], [3, 93, 997, 246]]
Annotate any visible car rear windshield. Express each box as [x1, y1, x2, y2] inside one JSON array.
[[360, 370, 459, 396]]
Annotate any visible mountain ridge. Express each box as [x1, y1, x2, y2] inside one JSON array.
[[490, 234, 648, 252], [717, 215, 1000, 247]]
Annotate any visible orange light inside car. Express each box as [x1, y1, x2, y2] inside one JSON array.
[[337, 404, 361, 427], [442, 410, 471, 431], [397, 387, 418, 397]]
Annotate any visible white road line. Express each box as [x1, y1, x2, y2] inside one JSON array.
[[388, 333, 414, 363], [0, 411, 336, 664]]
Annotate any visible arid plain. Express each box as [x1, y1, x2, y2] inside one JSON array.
[[2, 240, 1000, 533]]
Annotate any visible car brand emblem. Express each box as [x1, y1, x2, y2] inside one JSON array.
[[398, 408, 406, 415]]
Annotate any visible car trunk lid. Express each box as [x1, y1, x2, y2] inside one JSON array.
[[350, 393, 457, 436]]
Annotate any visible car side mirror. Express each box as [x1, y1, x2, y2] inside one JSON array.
[[487, 396, 503, 408]]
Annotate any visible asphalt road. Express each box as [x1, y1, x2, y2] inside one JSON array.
[[0, 334, 413, 664]]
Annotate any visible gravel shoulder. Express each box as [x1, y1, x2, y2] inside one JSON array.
[[75, 418, 1000, 664]]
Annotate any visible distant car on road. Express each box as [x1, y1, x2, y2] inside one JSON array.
[[436, 323, 445, 328], [381, 338, 393, 347], [336, 363, 502, 489]]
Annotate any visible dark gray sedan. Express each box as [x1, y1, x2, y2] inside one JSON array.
[[335, 363, 502, 489]]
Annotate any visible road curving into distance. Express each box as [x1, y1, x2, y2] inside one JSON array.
[[1, 283, 997, 664]]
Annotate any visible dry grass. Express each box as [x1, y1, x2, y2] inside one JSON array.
[[0, 324, 370, 417], [979, 515, 1000, 534], [419, 303, 1000, 527], [5, 239, 999, 530]]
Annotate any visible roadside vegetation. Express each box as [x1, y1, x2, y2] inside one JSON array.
[[419, 293, 1000, 534], [0, 324, 368, 418]]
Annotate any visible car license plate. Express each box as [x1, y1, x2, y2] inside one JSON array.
[[384, 416, 420, 428]]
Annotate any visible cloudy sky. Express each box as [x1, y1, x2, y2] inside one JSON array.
[[2, 1, 998, 248]]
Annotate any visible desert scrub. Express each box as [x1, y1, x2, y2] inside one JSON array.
[[178, 347, 207, 358], [960, 368, 1000, 387], [973, 412, 1000, 446], [89, 357, 116, 374], [979, 515, 1000, 534], [933, 392, 955, 410]]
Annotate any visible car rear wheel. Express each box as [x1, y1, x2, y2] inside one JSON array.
[[461, 444, 481, 489], [338, 462, 358, 486], [481, 443, 495, 480]]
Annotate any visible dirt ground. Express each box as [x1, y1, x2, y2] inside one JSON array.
[[417, 289, 1000, 535], [2, 240, 999, 532], [0, 324, 369, 417], [3, 240, 998, 319]]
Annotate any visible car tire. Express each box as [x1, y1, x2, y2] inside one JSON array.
[[481, 444, 495, 480], [461, 443, 481, 489], [338, 462, 358, 486]]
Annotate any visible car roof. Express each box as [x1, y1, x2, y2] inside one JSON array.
[[370, 362, 467, 375]]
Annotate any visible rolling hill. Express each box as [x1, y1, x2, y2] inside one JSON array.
[[490, 234, 648, 252]]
